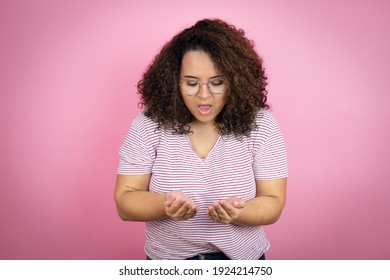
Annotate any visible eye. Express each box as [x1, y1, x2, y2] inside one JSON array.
[[210, 79, 225, 86], [185, 80, 199, 87]]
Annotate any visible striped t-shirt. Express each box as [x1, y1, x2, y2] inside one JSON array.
[[117, 109, 288, 259]]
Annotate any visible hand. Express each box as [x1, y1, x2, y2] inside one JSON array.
[[164, 190, 197, 221], [207, 197, 245, 224]]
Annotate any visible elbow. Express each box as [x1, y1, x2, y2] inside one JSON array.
[[116, 207, 135, 221], [116, 208, 129, 221], [265, 200, 285, 225], [271, 212, 283, 224], [114, 192, 134, 221], [262, 212, 283, 226], [114, 195, 135, 221]]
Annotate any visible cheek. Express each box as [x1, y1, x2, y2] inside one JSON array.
[[217, 97, 228, 109], [181, 97, 196, 112]]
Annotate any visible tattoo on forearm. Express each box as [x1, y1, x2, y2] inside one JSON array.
[[125, 185, 140, 191]]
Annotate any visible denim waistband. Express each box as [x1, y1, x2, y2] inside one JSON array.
[[186, 251, 230, 260]]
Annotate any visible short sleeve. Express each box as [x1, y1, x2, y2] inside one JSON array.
[[253, 112, 288, 180], [117, 113, 159, 175]]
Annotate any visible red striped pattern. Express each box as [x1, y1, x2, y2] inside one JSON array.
[[118, 110, 288, 259]]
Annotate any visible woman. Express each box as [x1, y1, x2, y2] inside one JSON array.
[[115, 18, 288, 260]]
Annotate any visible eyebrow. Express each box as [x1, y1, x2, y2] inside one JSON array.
[[182, 75, 223, 79]]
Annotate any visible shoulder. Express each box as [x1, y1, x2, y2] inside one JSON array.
[[120, 111, 161, 155], [243, 109, 285, 150], [251, 109, 281, 137], [124, 111, 162, 148], [254, 109, 278, 127], [130, 111, 159, 133], [127, 111, 164, 141]]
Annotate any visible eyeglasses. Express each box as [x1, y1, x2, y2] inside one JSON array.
[[179, 77, 228, 96]]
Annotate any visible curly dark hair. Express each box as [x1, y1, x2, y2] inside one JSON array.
[[137, 18, 269, 136]]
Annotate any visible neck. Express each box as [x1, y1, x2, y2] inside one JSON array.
[[190, 120, 219, 134]]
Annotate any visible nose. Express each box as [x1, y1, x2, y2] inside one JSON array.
[[197, 82, 212, 98]]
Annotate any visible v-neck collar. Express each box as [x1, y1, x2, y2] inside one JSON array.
[[185, 134, 221, 162]]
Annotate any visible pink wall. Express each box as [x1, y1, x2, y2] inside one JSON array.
[[1, 0, 389, 259]]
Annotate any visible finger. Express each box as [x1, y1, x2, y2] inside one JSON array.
[[214, 202, 227, 215], [189, 208, 198, 218], [180, 204, 198, 220], [217, 201, 239, 224], [187, 204, 197, 215], [175, 201, 192, 218], [208, 211, 219, 222], [208, 205, 221, 222], [218, 200, 234, 217], [207, 205, 215, 219], [184, 207, 197, 220], [168, 198, 186, 214]]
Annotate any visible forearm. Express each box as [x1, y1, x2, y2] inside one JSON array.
[[115, 191, 167, 222], [234, 195, 285, 226]]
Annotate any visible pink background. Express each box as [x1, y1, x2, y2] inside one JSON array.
[[1, 0, 389, 259]]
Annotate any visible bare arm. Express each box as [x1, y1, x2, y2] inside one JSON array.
[[208, 178, 287, 226], [114, 174, 167, 221], [114, 174, 197, 222]]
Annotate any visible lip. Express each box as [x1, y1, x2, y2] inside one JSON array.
[[197, 104, 212, 116]]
